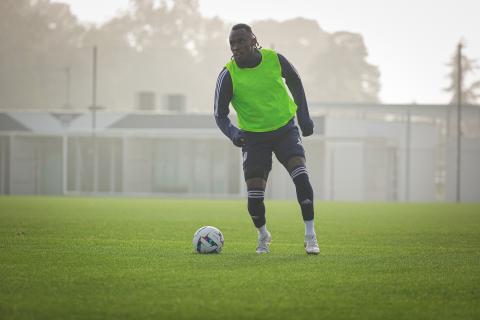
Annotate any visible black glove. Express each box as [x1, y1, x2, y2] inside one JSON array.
[[232, 131, 246, 147], [300, 119, 314, 137]]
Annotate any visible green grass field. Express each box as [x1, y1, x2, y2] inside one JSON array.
[[0, 197, 479, 320]]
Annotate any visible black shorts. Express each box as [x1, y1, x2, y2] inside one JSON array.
[[241, 126, 305, 180]]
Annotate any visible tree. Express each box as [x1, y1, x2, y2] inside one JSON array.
[[445, 42, 480, 105], [0, 0, 84, 109], [307, 31, 380, 103], [252, 19, 380, 103], [0, 1, 382, 111], [80, 0, 207, 110]]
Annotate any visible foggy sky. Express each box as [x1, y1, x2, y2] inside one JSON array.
[[53, 0, 480, 105]]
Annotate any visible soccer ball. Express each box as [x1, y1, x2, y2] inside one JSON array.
[[192, 226, 224, 254]]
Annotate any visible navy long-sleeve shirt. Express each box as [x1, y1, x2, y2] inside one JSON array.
[[214, 53, 313, 142]]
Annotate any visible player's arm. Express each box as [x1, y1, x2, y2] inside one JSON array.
[[278, 53, 314, 137], [214, 68, 245, 147]]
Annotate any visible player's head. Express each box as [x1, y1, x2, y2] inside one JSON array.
[[229, 23, 261, 63]]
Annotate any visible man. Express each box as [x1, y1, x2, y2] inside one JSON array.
[[214, 23, 319, 255]]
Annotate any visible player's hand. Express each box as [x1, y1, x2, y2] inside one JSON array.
[[301, 119, 314, 137], [232, 131, 246, 147]]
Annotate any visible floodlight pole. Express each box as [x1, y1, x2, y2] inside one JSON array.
[[63, 67, 71, 109], [92, 46, 97, 117], [456, 42, 462, 203], [405, 106, 411, 202], [91, 45, 98, 193]]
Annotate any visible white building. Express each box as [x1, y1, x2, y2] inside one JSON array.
[[0, 103, 479, 202]]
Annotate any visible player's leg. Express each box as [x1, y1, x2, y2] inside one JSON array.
[[245, 175, 271, 253], [286, 155, 314, 224], [285, 155, 319, 254], [242, 144, 272, 253], [245, 175, 267, 229], [274, 128, 319, 254]]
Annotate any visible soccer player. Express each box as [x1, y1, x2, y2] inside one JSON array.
[[214, 23, 319, 255]]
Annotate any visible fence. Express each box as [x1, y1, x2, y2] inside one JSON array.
[[1, 104, 479, 202]]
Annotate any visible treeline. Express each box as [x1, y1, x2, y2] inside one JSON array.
[[0, 0, 381, 111]]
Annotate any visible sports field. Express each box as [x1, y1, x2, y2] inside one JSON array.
[[0, 197, 479, 320]]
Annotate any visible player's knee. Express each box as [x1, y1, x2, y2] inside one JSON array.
[[246, 177, 267, 190], [247, 179, 265, 207], [286, 156, 306, 174], [244, 166, 269, 182], [290, 160, 313, 203], [289, 166, 309, 182]]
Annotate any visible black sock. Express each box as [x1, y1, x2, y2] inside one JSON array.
[[247, 188, 266, 228], [291, 166, 314, 221]]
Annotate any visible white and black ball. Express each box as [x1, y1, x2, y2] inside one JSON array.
[[192, 226, 224, 254]]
